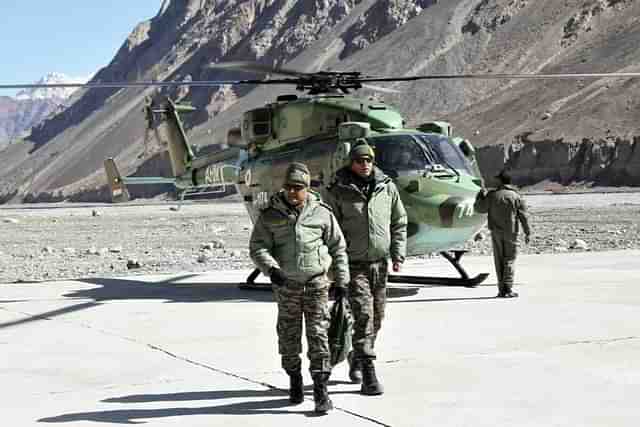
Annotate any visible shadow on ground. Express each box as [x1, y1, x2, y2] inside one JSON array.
[[1, 272, 424, 330], [39, 389, 302, 423], [71, 274, 276, 303], [69, 276, 422, 303]]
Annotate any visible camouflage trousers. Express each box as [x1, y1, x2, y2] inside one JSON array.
[[348, 259, 388, 360], [274, 275, 331, 375], [491, 231, 519, 294]]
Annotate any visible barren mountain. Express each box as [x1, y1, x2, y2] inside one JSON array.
[[0, 97, 63, 145], [0, 73, 86, 150], [1, 0, 640, 203]]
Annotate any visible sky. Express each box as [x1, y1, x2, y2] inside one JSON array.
[[0, 2, 160, 97]]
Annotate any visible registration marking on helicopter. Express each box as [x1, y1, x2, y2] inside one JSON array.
[[253, 191, 270, 209]]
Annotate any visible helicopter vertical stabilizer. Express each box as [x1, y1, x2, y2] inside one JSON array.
[[104, 158, 131, 203]]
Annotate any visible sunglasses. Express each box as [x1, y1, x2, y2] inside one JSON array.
[[285, 184, 306, 192], [354, 158, 373, 165]]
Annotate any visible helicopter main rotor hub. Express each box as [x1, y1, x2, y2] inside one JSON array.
[[295, 71, 363, 94]]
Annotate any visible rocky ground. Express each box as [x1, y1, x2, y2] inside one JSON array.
[[1, 192, 639, 284]]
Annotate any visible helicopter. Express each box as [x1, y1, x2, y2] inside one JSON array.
[[101, 62, 491, 288], [4, 63, 640, 287]]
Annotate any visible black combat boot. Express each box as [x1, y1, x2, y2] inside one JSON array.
[[496, 283, 507, 298], [287, 370, 304, 404], [312, 372, 333, 414], [360, 358, 384, 395], [348, 351, 362, 384], [501, 284, 518, 298]]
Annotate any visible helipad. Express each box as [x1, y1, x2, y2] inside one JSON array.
[[2, 251, 639, 426]]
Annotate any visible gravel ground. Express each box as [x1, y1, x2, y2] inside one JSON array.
[[1, 192, 639, 284]]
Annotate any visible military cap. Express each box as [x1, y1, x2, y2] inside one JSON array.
[[284, 162, 311, 187], [349, 139, 375, 161]]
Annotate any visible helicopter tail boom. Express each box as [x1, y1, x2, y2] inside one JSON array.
[[104, 158, 178, 203]]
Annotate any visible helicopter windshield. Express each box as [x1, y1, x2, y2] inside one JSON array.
[[415, 133, 472, 174], [367, 135, 430, 176], [368, 133, 472, 176]]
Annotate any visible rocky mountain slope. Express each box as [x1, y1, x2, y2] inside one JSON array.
[[0, 96, 61, 144], [1, 0, 640, 202]]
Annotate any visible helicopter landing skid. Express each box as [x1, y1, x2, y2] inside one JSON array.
[[240, 250, 488, 290], [388, 250, 488, 288]]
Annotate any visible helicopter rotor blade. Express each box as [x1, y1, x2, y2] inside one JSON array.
[[358, 72, 640, 83], [208, 61, 309, 78], [361, 83, 402, 94], [0, 78, 298, 91], [3, 70, 640, 93]]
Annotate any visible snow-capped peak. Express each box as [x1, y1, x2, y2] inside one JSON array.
[[15, 72, 90, 101]]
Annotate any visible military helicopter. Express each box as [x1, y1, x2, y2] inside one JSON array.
[[100, 62, 491, 287], [4, 63, 640, 287]]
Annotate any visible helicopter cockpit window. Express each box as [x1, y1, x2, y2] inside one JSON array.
[[416, 134, 472, 174], [367, 135, 430, 175]]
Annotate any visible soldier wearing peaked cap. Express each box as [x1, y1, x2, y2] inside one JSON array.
[[250, 162, 349, 414], [474, 169, 531, 298], [323, 140, 408, 396]]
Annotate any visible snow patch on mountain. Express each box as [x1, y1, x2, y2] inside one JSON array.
[[15, 72, 90, 101]]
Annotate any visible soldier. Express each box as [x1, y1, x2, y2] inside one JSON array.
[[474, 169, 531, 298], [250, 162, 349, 414], [323, 140, 408, 396]]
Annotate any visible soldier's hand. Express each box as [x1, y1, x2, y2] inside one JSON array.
[[269, 267, 287, 287], [392, 262, 402, 273], [525, 234, 531, 245]]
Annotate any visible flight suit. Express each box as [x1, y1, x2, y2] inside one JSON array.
[[250, 190, 349, 375], [474, 184, 531, 295]]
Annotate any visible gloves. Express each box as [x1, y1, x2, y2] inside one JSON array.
[[269, 267, 287, 287], [333, 286, 347, 300]]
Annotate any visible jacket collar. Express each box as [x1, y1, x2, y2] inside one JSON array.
[[268, 190, 320, 219], [334, 166, 390, 189]]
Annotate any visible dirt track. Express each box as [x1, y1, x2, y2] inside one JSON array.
[[1, 192, 639, 284]]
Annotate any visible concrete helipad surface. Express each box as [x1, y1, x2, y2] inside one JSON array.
[[2, 251, 639, 426]]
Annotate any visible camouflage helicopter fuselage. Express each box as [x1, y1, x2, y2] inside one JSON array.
[[188, 94, 487, 256]]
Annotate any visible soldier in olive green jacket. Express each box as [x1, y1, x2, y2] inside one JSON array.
[[323, 140, 407, 396], [250, 162, 349, 414], [474, 169, 531, 298]]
